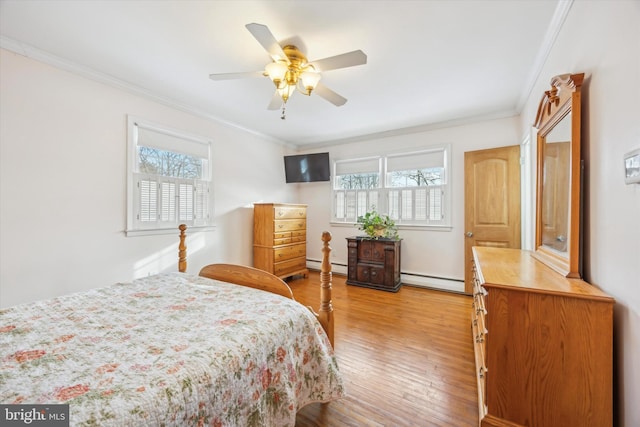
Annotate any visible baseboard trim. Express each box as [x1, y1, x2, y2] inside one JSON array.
[[306, 260, 465, 294]]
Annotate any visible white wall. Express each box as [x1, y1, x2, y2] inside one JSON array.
[[517, 2, 639, 426], [0, 48, 295, 308], [298, 116, 521, 285]]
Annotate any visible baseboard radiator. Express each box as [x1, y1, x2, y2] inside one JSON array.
[[305, 260, 465, 294]]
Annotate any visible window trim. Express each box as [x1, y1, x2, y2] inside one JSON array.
[[330, 144, 452, 231], [125, 115, 215, 237]]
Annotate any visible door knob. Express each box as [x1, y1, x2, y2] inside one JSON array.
[[466, 231, 474, 237]]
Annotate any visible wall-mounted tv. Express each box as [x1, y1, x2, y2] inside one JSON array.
[[284, 152, 331, 183]]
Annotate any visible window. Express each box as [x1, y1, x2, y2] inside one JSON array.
[[333, 157, 381, 222], [332, 146, 451, 227], [385, 149, 446, 224], [127, 117, 213, 235]]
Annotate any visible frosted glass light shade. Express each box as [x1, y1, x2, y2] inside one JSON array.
[[265, 61, 288, 87], [300, 70, 321, 93]]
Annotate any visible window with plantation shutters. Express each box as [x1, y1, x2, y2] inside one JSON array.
[[333, 157, 381, 222], [385, 148, 447, 225], [332, 145, 451, 228], [127, 116, 213, 236]]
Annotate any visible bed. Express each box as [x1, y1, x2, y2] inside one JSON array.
[[0, 227, 343, 426]]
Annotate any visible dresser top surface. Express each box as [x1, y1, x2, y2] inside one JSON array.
[[473, 247, 613, 301]]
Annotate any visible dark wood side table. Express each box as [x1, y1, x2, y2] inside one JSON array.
[[346, 237, 401, 292]]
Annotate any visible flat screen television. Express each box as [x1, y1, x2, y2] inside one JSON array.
[[284, 152, 331, 183]]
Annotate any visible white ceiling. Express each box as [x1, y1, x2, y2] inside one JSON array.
[[0, 0, 563, 148]]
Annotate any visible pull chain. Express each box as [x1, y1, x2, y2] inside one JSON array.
[[281, 104, 286, 120]]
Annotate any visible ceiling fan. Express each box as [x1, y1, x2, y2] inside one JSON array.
[[209, 23, 367, 119]]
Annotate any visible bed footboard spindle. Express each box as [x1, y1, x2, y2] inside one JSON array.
[[319, 231, 334, 347], [179, 224, 187, 273]]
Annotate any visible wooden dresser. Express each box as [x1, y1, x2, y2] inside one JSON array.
[[253, 203, 309, 279], [471, 246, 613, 427], [346, 237, 401, 292]]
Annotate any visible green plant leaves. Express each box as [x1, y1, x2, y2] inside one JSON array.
[[356, 209, 399, 240]]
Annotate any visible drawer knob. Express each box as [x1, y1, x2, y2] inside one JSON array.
[[479, 366, 487, 378]]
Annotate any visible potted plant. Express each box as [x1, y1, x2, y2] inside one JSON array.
[[356, 209, 399, 240]]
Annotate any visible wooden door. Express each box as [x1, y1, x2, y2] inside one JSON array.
[[540, 141, 570, 252], [464, 145, 521, 294]]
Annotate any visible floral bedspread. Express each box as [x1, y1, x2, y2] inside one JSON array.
[[0, 272, 344, 426]]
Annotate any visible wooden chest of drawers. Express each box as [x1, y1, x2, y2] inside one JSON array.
[[253, 203, 308, 279], [346, 237, 401, 292], [472, 246, 614, 427]]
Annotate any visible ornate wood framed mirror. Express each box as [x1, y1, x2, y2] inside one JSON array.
[[533, 73, 584, 278]]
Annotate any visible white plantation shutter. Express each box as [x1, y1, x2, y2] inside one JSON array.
[[178, 183, 193, 221], [194, 181, 209, 225], [388, 190, 399, 219], [161, 182, 176, 222], [356, 192, 368, 218], [333, 189, 380, 222], [134, 174, 209, 229], [415, 188, 427, 220], [367, 191, 379, 215], [335, 191, 346, 219], [345, 191, 356, 220], [388, 186, 445, 224], [139, 178, 158, 222], [428, 187, 443, 220], [401, 190, 412, 220]]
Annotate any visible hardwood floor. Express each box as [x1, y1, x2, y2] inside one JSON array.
[[291, 271, 478, 427]]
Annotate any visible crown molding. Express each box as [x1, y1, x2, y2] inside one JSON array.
[[301, 109, 520, 149], [515, 0, 574, 113], [0, 36, 288, 147]]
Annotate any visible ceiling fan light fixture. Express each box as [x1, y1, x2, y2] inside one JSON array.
[[277, 84, 296, 103], [265, 61, 288, 88], [299, 69, 321, 95], [209, 24, 367, 118], [266, 45, 320, 103]]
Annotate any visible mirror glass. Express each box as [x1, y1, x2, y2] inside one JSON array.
[[541, 112, 571, 253]]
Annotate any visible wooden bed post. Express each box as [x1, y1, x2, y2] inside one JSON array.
[[179, 224, 187, 273], [319, 231, 335, 347]]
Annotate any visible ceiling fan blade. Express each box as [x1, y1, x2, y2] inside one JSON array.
[[267, 90, 282, 110], [245, 23, 290, 64], [209, 71, 264, 80], [310, 50, 367, 72], [314, 83, 347, 106]]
